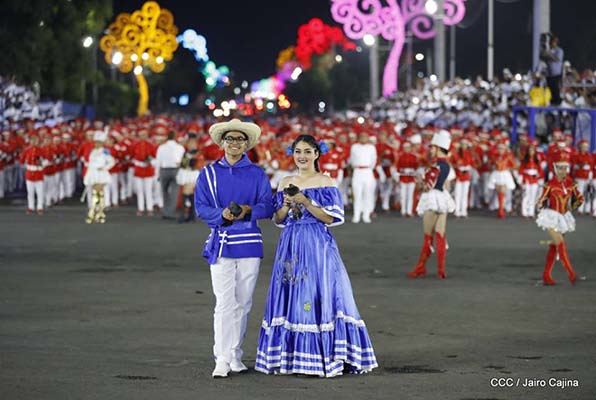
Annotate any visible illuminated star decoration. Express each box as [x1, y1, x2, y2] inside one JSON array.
[[202, 61, 230, 91], [177, 29, 209, 62], [331, 0, 466, 97]]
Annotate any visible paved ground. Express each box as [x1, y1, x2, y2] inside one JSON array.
[[1, 202, 595, 400]]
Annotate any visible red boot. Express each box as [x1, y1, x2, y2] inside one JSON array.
[[407, 234, 433, 278], [497, 192, 505, 219], [435, 232, 447, 279], [557, 242, 577, 285], [542, 244, 557, 285]]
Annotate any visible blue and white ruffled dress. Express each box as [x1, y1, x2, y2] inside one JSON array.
[[255, 187, 378, 377]]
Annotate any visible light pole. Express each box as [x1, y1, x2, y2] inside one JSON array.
[[449, 24, 456, 80], [426, 0, 446, 81], [487, 0, 494, 80], [364, 34, 379, 103], [532, 0, 550, 71]]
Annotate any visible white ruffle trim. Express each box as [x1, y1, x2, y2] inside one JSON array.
[[176, 169, 199, 185], [416, 189, 455, 216], [261, 311, 366, 334], [487, 170, 516, 190], [83, 169, 111, 186], [536, 209, 576, 233]]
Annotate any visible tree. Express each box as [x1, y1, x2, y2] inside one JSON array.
[[99, 1, 178, 116]]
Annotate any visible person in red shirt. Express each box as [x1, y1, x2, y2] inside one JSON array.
[[132, 128, 156, 215], [519, 140, 543, 218], [61, 133, 78, 199], [396, 141, 418, 217], [40, 135, 58, 207], [452, 138, 475, 218], [19, 135, 45, 214], [536, 151, 584, 285], [571, 140, 593, 214], [487, 141, 517, 218]]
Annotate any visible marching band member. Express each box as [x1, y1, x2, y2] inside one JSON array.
[[519, 140, 543, 218], [408, 130, 455, 279], [536, 151, 583, 285], [83, 131, 115, 224], [452, 138, 475, 218], [20, 135, 45, 214], [349, 132, 377, 223], [396, 141, 418, 217], [572, 140, 593, 215]]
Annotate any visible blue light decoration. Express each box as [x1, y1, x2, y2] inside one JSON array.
[[202, 61, 230, 91], [178, 94, 190, 106], [177, 29, 209, 62]]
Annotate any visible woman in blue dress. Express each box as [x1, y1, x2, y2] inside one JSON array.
[[255, 134, 378, 378]]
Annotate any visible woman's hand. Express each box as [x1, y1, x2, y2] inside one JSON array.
[[289, 192, 309, 206]]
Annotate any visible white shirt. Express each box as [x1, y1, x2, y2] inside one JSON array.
[[156, 140, 185, 168], [349, 143, 377, 169]]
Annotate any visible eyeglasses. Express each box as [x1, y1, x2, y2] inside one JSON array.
[[223, 136, 248, 144]]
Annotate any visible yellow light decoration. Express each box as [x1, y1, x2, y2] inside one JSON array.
[[100, 1, 178, 116], [276, 46, 295, 71]]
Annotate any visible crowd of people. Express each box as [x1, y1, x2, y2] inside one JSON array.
[[1, 70, 595, 223]]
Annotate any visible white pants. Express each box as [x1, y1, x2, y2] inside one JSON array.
[[118, 172, 128, 201], [135, 177, 154, 212], [63, 168, 76, 198], [0, 170, 4, 198], [126, 169, 135, 198], [521, 183, 539, 217], [339, 176, 351, 207], [44, 174, 58, 206], [378, 179, 394, 211], [454, 180, 470, 217], [399, 181, 416, 216], [210, 257, 260, 363], [26, 180, 44, 211], [107, 173, 119, 206], [351, 169, 376, 222], [575, 179, 589, 214]]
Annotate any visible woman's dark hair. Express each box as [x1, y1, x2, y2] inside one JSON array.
[[438, 147, 449, 156], [290, 134, 321, 172], [523, 147, 539, 165]]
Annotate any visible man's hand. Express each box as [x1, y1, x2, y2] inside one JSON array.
[[222, 207, 235, 221], [237, 205, 251, 220]]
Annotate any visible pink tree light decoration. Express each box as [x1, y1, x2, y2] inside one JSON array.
[[331, 0, 466, 98]]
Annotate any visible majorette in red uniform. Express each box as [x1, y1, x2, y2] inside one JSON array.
[[536, 151, 584, 285], [571, 140, 592, 214], [396, 141, 418, 216], [592, 150, 596, 217], [408, 130, 455, 279], [451, 138, 475, 217], [132, 129, 156, 215], [519, 139, 544, 218], [19, 135, 45, 214], [487, 141, 517, 218]]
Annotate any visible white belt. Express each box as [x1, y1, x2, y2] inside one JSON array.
[[26, 165, 43, 171], [457, 166, 471, 171], [525, 169, 538, 176], [133, 160, 150, 167], [400, 168, 415, 175], [582, 165, 590, 170], [322, 163, 338, 170]]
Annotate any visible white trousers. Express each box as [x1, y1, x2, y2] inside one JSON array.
[[63, 168, 76, 198], [378, 179, 394, 211], [44, 174, 58, 206], [0, 170, 4, 198], [118, 172, 128, 201], [592, 179, 596, 216], [107, 173, 119, 206], [26, 180, 44, 210], [210, 257, 260, 363], [126, 169, 135, 198], [575, 179, 589, 213], [135, 177, 154, 212], [454, 180, 470, 217], [521, 183, 539, 217], [351, 169, 376, 222], [399, 181, 416, 216]]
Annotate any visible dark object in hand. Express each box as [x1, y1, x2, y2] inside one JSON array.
[[283, 184, 302, 220], [222, 201, 242, 226]]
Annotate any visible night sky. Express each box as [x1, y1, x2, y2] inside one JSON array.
[[113, 0, 596, 84]]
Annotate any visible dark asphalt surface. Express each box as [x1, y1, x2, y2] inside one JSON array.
[[1, 202, 595, 400]]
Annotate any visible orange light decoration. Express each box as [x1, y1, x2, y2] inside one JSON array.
[[100, 1, 178, 116]]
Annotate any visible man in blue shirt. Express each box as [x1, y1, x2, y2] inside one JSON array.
[[195, 118, 273, 378]]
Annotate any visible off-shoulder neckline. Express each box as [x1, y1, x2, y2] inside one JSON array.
[[276, 185, 338, 193]]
